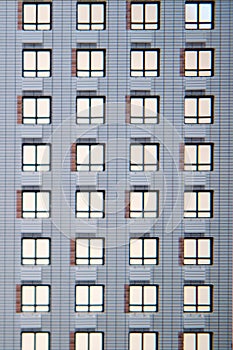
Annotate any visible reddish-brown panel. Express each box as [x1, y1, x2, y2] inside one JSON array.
[[178, 332, 184, 350], [18, 1, 23, 31], [180, 49, 185, 77], [179, 143, 184, 171], [125, 95, 131, 124], [71, 143, 77, 172], [125, 191, 130, 218], [179, 238, 184, 266], [16, 190, 22, 219], [17, 96, 22, 124], [124, 285, 130, 313], [72, 49, 77, 77], [70, 332, 75, 350], [70, 239, 76, 266], [16, 285, 21, 313], [126, 0, 131, 30]]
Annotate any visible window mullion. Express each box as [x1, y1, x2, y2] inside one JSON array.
[[196, 145, 199, 171], [35, 192, 38, 218], [89, 145, 92, 171], [89, 51, 92, 77], [36, 51, 38, 77], [36, 4, 38, 30], [197, 3, 200, 30], [143, 4, 146, 30], [142, 239, 144, 265], [88, 239, 91, 265], [197, 51, 200, 77], [142, 286, 144, 311], [196, 286, 198, 312], [35, 239, 37, 264], [196, 192, 198, 218], [88, 192, 91, 218], [90, 4, 92, 30], [88, 286, 91, 311], [197, 97, 200, 123]]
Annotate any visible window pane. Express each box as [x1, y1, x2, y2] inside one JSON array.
[[185, 145, 196, 164], [145, 4, 157, 23], [144, 145, 157, 165], [184, 286, 195, 305], [131, 98, 143, 117], [37, 145, 50, 166], [145, 51, 157, 70], [130, 192, 142, 211], [37, 192, 50, 212], [22, 333, 34, 350], [23, 145, 36, 165], [77, 98, 89, 117], [78, 4, 89, 23], [144, 333, 156, 349], [76, 333, 88, 350], [131, 145, 143, 165], [130, 239, 142, 259], [184, 192, 196, 211], [198, 192, 211, 211], [144, 239, 156, 258], [37, 98, 50, 118], [130, 333, 142, 350], [184, 334, 195, 350], [92, 5, 104, 23], [199, 145, 211, 164], [76, 239, 89, 258], [198, 333, 210, 350], [200, 4, 212, 23], [90, 239, 103, 258], [185, 51, 197, 69], [131, 52, 143, 70], [77, 52, 89, 70], [23, 99, 36, 118], [184, 240, 196, 258], [37, 239, 49, 258], [91, 98, 104, 117], [144, 192, 157, 211], [76, 286, 88, 304], [38, 51, 50, 70], [131, 4, 143, 23], [92, 51, 103, 70], [38, 4, 50, 23], [199, 240, 211, 258], [144, 286, 156, 304], [199, 98, 211, 117], [23, 239, 35, 258], [23, 192, 35, 211], [90, 286, 102, 304], [185, 99, 197, 117], [76, 192, 89, 211], [91, 145, 103, 165], [22, 286, 34, 305], [24, 52, 36, 70], [77, 146, 89, 165], [24, 5, 36, 23], [36, 286, 49, 305], [145, 98, 157, 117], [90, 333, 102, 350], [36, 333, 49, 350], [185, 4, 197, 23], [91, 192, 103, 211], [130, 286, 142, 304], [199, 51, 211, 69], [198, 286, 210, 305]]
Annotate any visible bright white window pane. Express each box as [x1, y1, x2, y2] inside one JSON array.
[[76, 333, 88, 350], [91, 98, 104, 117], [78, 4, 89, 23], [23, 239, 35, 258], [146, 4, 157, 23], [185, 145, 196, 164], [23, 146, 36, 165], [144, 333, 156, 349], [199, 145, 211, 164], [22, 286, 34, 305], [199, 240, 210, 257], [24, 52, 36, 70], [130, 286, 142, 304], [184, 192, 196, 211], [37, 240, 49, 258], [145, 51, 157, 70], [38, 52, 50, 70], [22, 333, 34, 350], [130, 239, 142, 258], [145, 145, 157, 165], [145, 98, 157, 117], [76, 286, 88, 304], [92, 5, 104, 23], [185, 51, 197, 69], [144, 192, 157, 211], [37, 192, 50, 212], [23, 192, 35, 211], [37, 145, 50, 165], [185, 4, 197, 23], [77, 99, 89, 117], [90, 239, 103, 258], [184, 286, 195, 305], [37, 99, 50, 118], [92, 51, 103, 70], [199, 51, 211, 69], [38, 5, 50, 23], [77, 52, 89, 70], [144, 239, 156, 258], [91, 145, 103, 164], [130, 333, 142, 350], [131, 4, 143, 23], [131, 145, 143, 165], [198, 286, 210, 304], [91, 192, 103, 211], [24, 5, 36, 23], [185, 99, 197, 117], [131, 99, 143, 117], [76, 239, 89, 258], [144, 286, 156, 304], [36, 286, 49, 305], [90, 286, 102, 304], [200, 4, 212, 22], [198, 192, 211, 211], [23, 99, 36, 118], [130, 192, 142, 211], [77, 146, 89, 165], [76, 192, 89, 211], [184, 334, 195, 350], [90, 333, 102, 350], [184, 240, 196, 258], [199, 98, 211, 117], [36, 333, 49, 350], [198, 333, 210, 350], [131, 52, 143, 70]]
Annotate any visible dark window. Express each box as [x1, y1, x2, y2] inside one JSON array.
[[131, 49, 160, 77], [76, 49, 105, 77], [22, 50, 51, 77], [77, 3, 106, 30], [131, 2, 160, 30], [185, 2, 214, 30], [184, 285, 213, 312], [184, 96, 214, 124], [23, 3, 52, 30], [184, 49, 214, 77], [184, 238, 213, 265]]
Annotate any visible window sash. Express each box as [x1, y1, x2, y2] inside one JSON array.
[[76, 238, 104, 265], [75, 285, 104, 312], [21, 332, 50, 350], [76, 144, 105, 171], [23, 50, 51, 78], [22, 238, 50, 265], [22, 191, 50, 218], [184, 96, 213, 124], [22, 97, 51, 124], [76, 97, 105, 124], [185, 2, 214, 30], [130, 238, 158, 265], [184, 238, 213, 265], [184, 191, 213, 218], [130, 144, 159, 171], [77, 3, 106, 30], [130, 191, 159, 218], [184, 50, 213, 77], [184, 333, 212, 350], [76, 191, 105, 218], [129, 332, 158, 350], [23, 3, 52, 31], [131, 2, 160, 30], [22, 144, 51, 172], [131, 50, 159, 77], [76, 50, 105, 77], [21, 286, 50, 312], [129, 285, 158, 312], [184, 285, 212, 312], [184, 144, 213, 171]]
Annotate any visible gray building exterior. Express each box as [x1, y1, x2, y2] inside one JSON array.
[[0, 0, 232, 349]]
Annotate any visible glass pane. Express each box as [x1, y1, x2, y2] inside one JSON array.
[[22, 286, 34, 305], [144, 333, 156, 349], [23, 99, 36, 118], [36, 286, 49, 305], [23, 145, 36, 166], [131, 98, 143, 117], [185, 51, 197, 69], [144, 145, 157, 165], [90, 239, 103, 258], [37, 239, 49, 258], [91, 98, 104, 117], [92, 5, 104, 23], [91, 192, 103, 211], [91, 145, 103, 164], [22, 333, 34, 350], [185, 145, 196, 165], [199, 98, 211, 117], [145, 98, 157, 117], [184, 286, 195, 305], [38, 4, 50, 24], [145, 4, 157, 23], [76, 239, 89, 258], [76, 286, 88, 305], [92, 51, 103, 70], [37, 145, 50, 165], [130, 192, 142, 211], [22, 239, 35, 258], [130, 333, 142, 350], [184, 240, 196, 258], [24, 52, 36, 70], [199, 145, 211, 164], [199, 240, 211, 258], [184, 192, 196, 211], [131, 51, 143, 70], [198, 286, 210, 304], [130, 239, 142, 258], [76, 333, 88, 350], [131, 4, 143, 23], [198, 333, 210, 350], [77, 98, 89, 117], [198, 192, 211, 211], [144, 239, 156, 258], [144, 286, 156, 304], [185, 4, 197, 23], [36, 333, 49, 350], [199, 51, 211, 69], [76, 192, 89, 211], [77, 146, 89, 165], [77, 52, 89, 70], [131, 145, 143, 166], [37, 192, 50, 212], [200, 4, 212, 22], [90, 286, 102, 304], [145, 51, 157, 70], [144, 192, 157, 211], [90, 333, 102, 350], [37, 98, 50, 118], [130, 286, 142, 304], [23, 192, 35, 211], [184, 334, 195, 350], [24, 5, 36, 23], [185, 98, 197, 117], [38, 51, 50, 70]]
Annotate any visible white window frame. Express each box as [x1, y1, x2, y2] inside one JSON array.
[[130, 238, 159, 265], [21, 332, 50, 350], [184, 143, 213, 171], [23, 50, 51, 78], [21, 238, 51, 265], [76, 238, 104, 265], [77, 3, 106, 30], [75, 285, 104, 312], [129, 191, 159, 218], [130, 96, 159, 124], [129, 285, 159, 312], [131, 49, 160, 77], [22, 191, 51, 219], [131, 2, 160, 30], [23, 3, 52, 31], [21, 285, 50, 312], [22, 144, 51, 172], [184, 238, 213, 265], [184, 96, 213, 124], [184, 191, 213, 218], [130, 144, 159, 171], [76, 144, 105, 171], [76, 191, 105, 218]]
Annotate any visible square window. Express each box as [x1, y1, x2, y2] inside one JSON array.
[[184, 285, 213, 312], [131, 2, 160, 30], [76, 96, 105, 124], [130, 238, 159, 265], [184, 333, 212, 350], [76, 238, 104, 265], [75, 332, 103, 350], [22, 144, 51, 171], [77, 3, 105, 30], [21, 285, 50, 312], [76, 144, 105, 171], [129, 285, 158, 312], [184, 143, 213, 171], [130, 144, 159, 171], [23, 50, 51, 78], [185, 49, 214, 77], [21, 332, 50, 350], [184, 191, 213, 218], [129, 332, 158, 350], [22, 97, 51, 125], [184, 238, 213, 265], [22, 238, 50, 265], [185, 2, 214, 30], [184, 96, 213, 124], [75, 285, 104, 312], [131, 49, 160, 77], [23, 3, 52, 31], [76, 191, 105, 218], [129, 191, 159, 218], [22, 191, 51, 219], [130, 96, 159, 124], [76, 50, 105, 77]]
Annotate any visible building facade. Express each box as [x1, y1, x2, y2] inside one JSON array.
[[0, 0, 232, 349]]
